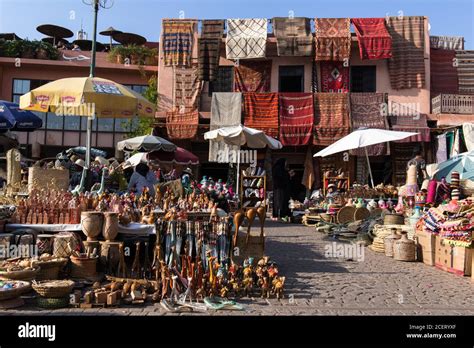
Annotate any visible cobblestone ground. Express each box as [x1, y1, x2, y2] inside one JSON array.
[[2, 221, 474, 316]]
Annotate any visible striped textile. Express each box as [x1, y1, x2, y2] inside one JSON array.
[[390, 113, 430, 142], [174, 66, 202, 111], [226, 19, 267, 59], [243, 92, 279, 138], [386, 16, 426, 89], [201, 19, 225, 38], [430, 49, 458, 94], [166, 109, 199, 139], [198, 20, 225, 81], [311, 60, 318, 92], [320, 61, 349, 93], [350, 93, 388, 156], [430, 36, 464, 51], [351, 18, 392, 60], [313, 93, 350, 146], [456, 51, 474, 94], [272, 17, 313, 56], [209, 92, 242, 162], [162, 19, 196, 66], [314, 18, 351, 61], [234, 60, 272, 92], [279, 93, 314, 146]]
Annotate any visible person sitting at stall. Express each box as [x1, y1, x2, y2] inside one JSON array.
[[128, 162, 157, 197], [326, 184, 339, 199]]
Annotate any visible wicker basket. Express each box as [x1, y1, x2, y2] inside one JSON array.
[[0, 280, 31, 301], [0, 267, 40, 281], [384, 214, 405, 225], [320, 213, 333, 223], [33, 258, 68, 281], [70, 256, 98, 280], [354, 207, 370, 221], [393, 232, 416, 261], [32, 280, 75, 298], [37, 296, 69, 309], [384, 229, 401, 257], [28, 165, 69, 193], [337, 206, 355, 224], [370, 208, 383, 218]]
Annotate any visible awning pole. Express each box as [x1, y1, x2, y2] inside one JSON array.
[[365, 147, 375, 188]]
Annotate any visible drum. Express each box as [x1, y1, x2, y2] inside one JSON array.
[[36, 234, 55, 255], [80, 211, 104, 241]]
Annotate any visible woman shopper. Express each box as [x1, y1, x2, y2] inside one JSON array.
[[128, 162, 157, 197], [272, 158, 290, 221]]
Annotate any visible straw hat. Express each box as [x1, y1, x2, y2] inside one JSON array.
[[95, 156, 108, 166], [75, 159, 85, 168]]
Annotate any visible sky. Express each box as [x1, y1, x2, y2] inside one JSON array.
[[0, 0, 473, 48]]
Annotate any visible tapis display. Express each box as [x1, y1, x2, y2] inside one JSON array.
[[351, 18, 392, 60], [279, 93, 314, 146]]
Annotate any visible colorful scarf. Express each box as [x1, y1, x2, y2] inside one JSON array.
[[243, 92, 279, 138], [350, 93, 388, 156], [314, 18, 351, 61], [430, 36, 464, 51], [166, 109, 199, 139], [313, 93, 350, 146], [455, 51, 474, 94], [174, 66, 202, 112], [279, 93, 314, 146], [390, 112, 430, 142], [209, 92, 242, 162], [162, 19, 196, 67], [351, 18, 392, 60], [234, 60, 272, 92], [226, 18, 267, 59], [430, 49, 459, 94], [272, 17, 312, 56], [386, 16, 426, 89], [320, 61, 349, 93], [198, 20, 225, 81]]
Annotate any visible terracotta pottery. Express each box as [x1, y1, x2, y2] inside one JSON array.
[[102, 212, 119, 241], [80, 211, 104, 241]]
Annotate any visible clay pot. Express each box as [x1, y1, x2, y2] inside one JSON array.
[[102, 212, 119, 241], [80, 211, 104, 241]]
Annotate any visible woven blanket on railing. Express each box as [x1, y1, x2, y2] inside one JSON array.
[[351, 18, 392, 60], [350, 93, 388, 156], [226, 18, 267, 59], [279, 93, 314, 146], [174, 66, 202, 111], [162, 19, 196, 66], [314, 18, 351, 61], [234, 60, 272, 92], [320, 61, 349, 92], [430, 49, 459, 94], [243, 92, 279, 138], [386, 16, 425, 89], [272, 17, 312, 56], [455, 51, 474, 94], [390, 113, 430, 142], [430, 36, 464, 51], [209, 92, 242, 162], [166, 109, 199, 139], [313, 93, 350, 145], [198, 20, 225, 81]]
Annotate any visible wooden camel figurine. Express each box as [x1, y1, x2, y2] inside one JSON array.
[[233, 205, 266, 250]]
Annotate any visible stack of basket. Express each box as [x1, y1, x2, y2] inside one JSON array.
[[32, 280, 74, 309]]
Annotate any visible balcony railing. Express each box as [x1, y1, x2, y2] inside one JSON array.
[[432, 94, 474, 114]]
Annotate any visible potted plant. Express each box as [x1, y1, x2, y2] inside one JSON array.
[[0, 39, 5, 57], [128, 44, 142, 65], [144, 48, 158, 66], [3, 40, 23, 58], [107, 45, 128, 64], [36, 41, 59, 60], [20, 40, 37, 59]]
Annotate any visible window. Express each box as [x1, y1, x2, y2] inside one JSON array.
[[12, 79, 50, 104], [124, 84, 148, 96], [46, 113, 64, 130], [64, 116, 81, 130], [81, 117, 98, 131], [350, 66, 376, 92], [279, 65, 305, 92], [209, 66, 234, 94], [115, 118, 131, 132], [98, 118, 114, 132]]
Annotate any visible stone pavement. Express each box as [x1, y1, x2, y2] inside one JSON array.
[[2, 221, 473, 316]]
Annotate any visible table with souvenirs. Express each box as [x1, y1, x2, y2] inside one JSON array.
[[0, 166, 285, 312]]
